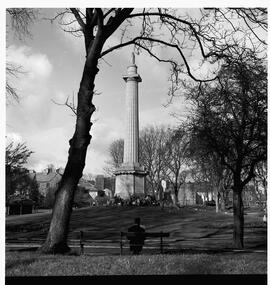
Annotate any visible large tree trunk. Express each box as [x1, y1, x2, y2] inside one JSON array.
[[214, 179, 223, 213], [170, 184, 180, 208], [233, 188, 244, 249], [39, 8, 134, 254], [40, 38, 104, 254], [6, 166, 11, 201], [220, 194, 226, 211], [215, 188, 219, 213], [220, 188, 229, 211]]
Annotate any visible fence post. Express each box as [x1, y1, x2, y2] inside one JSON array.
[[160, 232, 163, 254], [120, 232, 123, 255], [80, 231, 84, 255]]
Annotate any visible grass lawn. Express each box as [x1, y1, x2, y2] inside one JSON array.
[[6, 205, 267, 250], [6, 205, 267, 275], [5, 250, 267, 275]]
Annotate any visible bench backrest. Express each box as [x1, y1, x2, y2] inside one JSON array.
[[121, 232, 170, 238]]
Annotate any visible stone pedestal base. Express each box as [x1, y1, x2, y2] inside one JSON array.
[[114, 164, 147, 199]]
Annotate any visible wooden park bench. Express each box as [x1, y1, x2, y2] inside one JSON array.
[[5, 236, 45, 247], [6, 231, 119, 255], [6, 230, 170, 255], [120, 231, 170, 255], [74, 230, 170, 255]]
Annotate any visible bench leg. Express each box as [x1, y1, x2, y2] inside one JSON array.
[[120, 233, 123, 255], [160, 236, 163, 254], [80, 243, 84, 255], [80, 231, 84, 255]]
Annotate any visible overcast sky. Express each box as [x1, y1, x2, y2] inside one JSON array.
[[3, 1, 268, 177]]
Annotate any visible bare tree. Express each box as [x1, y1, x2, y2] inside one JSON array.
[[6, 8, 39, 104], [39, 8, 267, 253], [6, 62, 22, 104], [105, 126, 168, 196], [103, 139, 124, 175], [140, 126, 168, 197], [186, 130, 232, 212], [252, 161, 267, 210], [6, 141, 34, 199], [7, 8, 38, 39], [187, 52, 267, 248], [162, 126, 189, 206], [6, 141, 33, 170]]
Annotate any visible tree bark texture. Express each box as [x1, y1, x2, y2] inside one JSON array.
[[233, 188, 244, 249], [215, 187, 219, 213], [214, 180, 222, 213], [220, 197, 226, 211], [39, 8, 135, 253], [40, 37, 104, 254]]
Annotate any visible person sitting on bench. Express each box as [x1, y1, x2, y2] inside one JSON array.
[[127, 217, 145, 254]]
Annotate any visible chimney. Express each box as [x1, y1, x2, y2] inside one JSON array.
[[47, 165, 54, 174]]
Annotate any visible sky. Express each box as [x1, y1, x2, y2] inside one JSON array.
[[4, 7, 193, 176], [2, 1, 268, 178]]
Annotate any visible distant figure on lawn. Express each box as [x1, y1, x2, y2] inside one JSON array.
[[128, 217, 146, 254]]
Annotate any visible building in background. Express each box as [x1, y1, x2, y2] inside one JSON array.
[[29, 165, 63, 197], [95, 175, 105, 191]]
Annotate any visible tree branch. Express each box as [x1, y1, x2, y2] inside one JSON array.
[[51, 97, 77, 115], [104, 8, 134, 40], [126, 11, 224, 59], [70, 8, 85, 32], [101, 36, 219, 82]]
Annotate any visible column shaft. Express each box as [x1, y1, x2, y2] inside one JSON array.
[[124, 78, 139, 164]]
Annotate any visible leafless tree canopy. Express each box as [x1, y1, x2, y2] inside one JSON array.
[[6, 141, 33, 170], [7, 8, 38, 39], [48, 8, 267, 105], [6, 62, 23, 104], [107, 125, 189, 198], [6, 8, 39, 104]]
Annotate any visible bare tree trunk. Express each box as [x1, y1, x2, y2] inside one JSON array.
[[38, 7, 134, 254], [40, 40, 103, 254], [233, 188, 244, 249], [170, 184, 180, 208], [219, 182, 226, 211], [215, 187, 219, 213], [220, 195, 226, 211], [152, 182, 156, 198], [215, 179, 222, 213]]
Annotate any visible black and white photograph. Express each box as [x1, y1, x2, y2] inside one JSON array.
[[2, 0, 268, 281]]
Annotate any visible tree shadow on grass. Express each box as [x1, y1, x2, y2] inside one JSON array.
[[6, 248, 81, 274], [6, 258, 37, 270]]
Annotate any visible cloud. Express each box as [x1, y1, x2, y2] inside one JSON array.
[[140, 107, 176, 128], [7, 45, 53, 81], [6, 132, 23, 145], [84, 149, 108, 175], [25, 127, 70, 171], [5, 129, 69, 172], [53, 90, 69, 102], [91, 117, 125, 152], [6, 45, 55, 130], [57, 24, 85, 55], [140, 97, 189, 128]]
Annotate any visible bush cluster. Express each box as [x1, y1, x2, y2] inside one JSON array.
[[112, 194, 159, 207]]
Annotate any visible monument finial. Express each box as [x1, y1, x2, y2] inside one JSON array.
[[131, 52, 135, 64]]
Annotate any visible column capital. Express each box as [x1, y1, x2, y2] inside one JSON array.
[[123, 74, 142, 82]]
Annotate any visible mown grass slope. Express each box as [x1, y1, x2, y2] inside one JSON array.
[[6, 250, 267, 275]]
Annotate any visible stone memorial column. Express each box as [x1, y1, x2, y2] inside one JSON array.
[[114, 53, 148, 199]]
